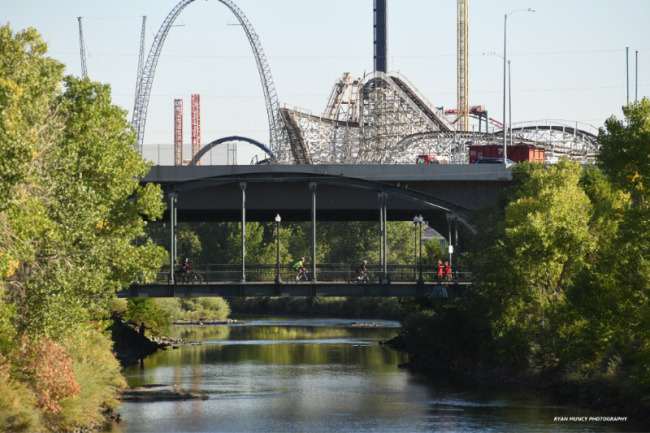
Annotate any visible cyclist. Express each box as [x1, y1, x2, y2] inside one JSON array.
[[356, 259, 368, 282], [293, 257, 306, 283], [179, 258, 191, 282]]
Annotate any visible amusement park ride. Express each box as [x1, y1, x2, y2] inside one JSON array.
[[79, 0, 600, 166]]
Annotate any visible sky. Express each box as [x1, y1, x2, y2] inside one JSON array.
[[3, 0, 649, 164]]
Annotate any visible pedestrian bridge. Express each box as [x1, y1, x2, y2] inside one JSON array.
[[117, 263, 470, 299], [118, 281, 468, 299]]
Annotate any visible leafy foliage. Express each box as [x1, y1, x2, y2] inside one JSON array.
[[0, 25, 166, 431], [398, 100, 650, 413], [123, 299, 172, 337]]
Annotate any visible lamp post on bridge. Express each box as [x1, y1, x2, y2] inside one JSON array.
[[414, 214, 424, 284], [502, 7, 535, 164], [275, 214, 282, 284], [412, 215, 419, 281]]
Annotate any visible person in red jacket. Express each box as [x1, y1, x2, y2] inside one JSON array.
[[443, 261, 451, 282], [436, 260, 443, 284]]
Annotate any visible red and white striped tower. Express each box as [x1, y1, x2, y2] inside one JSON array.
[[191, 94, 201, 166], [174, 99, 183, 166]]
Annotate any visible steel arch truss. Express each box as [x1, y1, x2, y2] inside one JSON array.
[[132, 0, 284, 156], [188, 136, 275, 166]]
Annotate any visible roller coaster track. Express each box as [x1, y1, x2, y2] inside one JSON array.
[[385, 72, 454, 132], [280, 109, 310, 164], [281, 70, 600, 164], [131, 0, 282, 157]]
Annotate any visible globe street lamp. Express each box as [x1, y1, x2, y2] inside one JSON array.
[[275, 214, 282, 284], [503, 7, 535, 164]]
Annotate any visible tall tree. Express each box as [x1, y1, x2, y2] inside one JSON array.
[[0, 25, 166, 431], [595, 99, 650, 386]]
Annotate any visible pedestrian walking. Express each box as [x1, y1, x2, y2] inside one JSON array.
[[436, 260, 443, 284]]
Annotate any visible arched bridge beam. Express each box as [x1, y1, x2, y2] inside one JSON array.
[[132, 0, 281, 156], [188, 136, 276, 166], [161, 171, 472, 223]]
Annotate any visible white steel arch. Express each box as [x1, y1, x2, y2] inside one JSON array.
[[131, 0, 283, 158]]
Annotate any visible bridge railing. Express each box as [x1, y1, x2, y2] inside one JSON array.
[[154, 263, 471, 285]]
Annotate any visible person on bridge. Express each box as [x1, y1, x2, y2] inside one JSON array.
[[356, 260, 368, 281], [436, 260, 444, 284], [293, 257, 306, 283], [179, 257, 191, 283], [443, 261, 451, 282]]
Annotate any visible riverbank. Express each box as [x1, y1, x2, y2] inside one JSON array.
[[110, 318, 243, 367], [383, 333, 650, 427]]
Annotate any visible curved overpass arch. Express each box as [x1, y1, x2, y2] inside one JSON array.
[[189, 136, 276, 166], [132, 0, 281, 155], [162, 171, 473, 233]]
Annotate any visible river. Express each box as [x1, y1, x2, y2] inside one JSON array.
[[102, 318, 647, 433]]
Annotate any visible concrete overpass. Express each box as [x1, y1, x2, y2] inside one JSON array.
[[143, 164, 511, 227], [141, 163, 512, 283]]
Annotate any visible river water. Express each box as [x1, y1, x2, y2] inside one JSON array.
[[103, 318, 647, 433]]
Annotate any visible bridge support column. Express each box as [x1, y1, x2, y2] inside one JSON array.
[[447, 213, 453, 270], [447, 212, 460, 283], [240, 182, 247, 283], [309, 182, 317, 282], [169, 192, 178, 284], [454, 214, 459, 283], [379, 192, 388, 284]]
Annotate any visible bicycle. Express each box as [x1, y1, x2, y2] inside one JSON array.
[[295, 270, 311, 283], [176, 270, 203, 284], [356, 271, 373, 284]]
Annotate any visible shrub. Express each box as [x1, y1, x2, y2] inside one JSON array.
[[57, 326, 126, 432], [0, 364, 42, 432], [124, 298, 172, 336]]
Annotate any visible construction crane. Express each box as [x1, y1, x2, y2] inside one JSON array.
[[457, 0, 468, 131], [77, 17, 87, 78]]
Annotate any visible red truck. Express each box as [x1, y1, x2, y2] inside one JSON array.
[[468, 144, 545, 164], [416, 154, 449, 164]]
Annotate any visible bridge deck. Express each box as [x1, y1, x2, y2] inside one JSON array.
[[119, 281, 468, 298]]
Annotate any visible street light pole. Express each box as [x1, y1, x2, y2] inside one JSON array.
[[275, 214, 282, 284], [503, 7, 535, 164], [417, 215, 424, 284], [508, 59, 512, 147], [412, 215, 418, 281]]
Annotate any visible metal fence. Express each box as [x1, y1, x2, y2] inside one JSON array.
[[155, 263, 471, 284]]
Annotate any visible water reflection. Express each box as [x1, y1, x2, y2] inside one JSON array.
[[106, 319, 648, 433]]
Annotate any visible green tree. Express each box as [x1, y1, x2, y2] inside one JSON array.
[[598, 98, 650, 204], [594, 99, 650, 388], [464, 161, 596, 367], [0, 25, 166, 431]]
